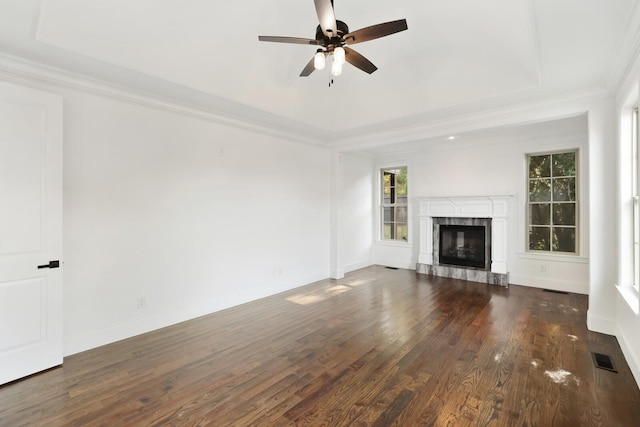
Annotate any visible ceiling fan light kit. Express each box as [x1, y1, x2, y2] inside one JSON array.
[[333, 46, 345, 65], [314, 50, 326, 70], [258, 0, 407, 79]]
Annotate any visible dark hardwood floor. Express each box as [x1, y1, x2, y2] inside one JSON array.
[[1, 266, 639, 426]]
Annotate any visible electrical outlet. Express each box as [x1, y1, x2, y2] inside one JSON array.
[[539, 264, 546, 273], [137, 297, 146, 309]]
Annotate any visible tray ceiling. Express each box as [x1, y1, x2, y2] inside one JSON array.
[[0, 0, 636, 147]]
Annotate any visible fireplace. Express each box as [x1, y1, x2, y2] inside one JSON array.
[[439, 225, 486, 268], [416, 196, 510, 286]]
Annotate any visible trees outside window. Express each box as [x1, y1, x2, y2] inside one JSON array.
[[527, 151, 578, 253], [381, 167, 408, 241]]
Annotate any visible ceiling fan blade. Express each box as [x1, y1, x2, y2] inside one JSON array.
[[344, 47, 377, 74], [344, 19, 408, 45], [258, 36, 320, 45], [300, 57, 316, 77], [314, 0, 337, 37]]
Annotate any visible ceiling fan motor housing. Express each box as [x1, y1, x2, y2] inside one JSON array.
[[315, 20, 349, 47]]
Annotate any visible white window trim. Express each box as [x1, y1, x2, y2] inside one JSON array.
[[617, 285, 640, 316], [516, 139, 588, 259], [633, 107, 640, 293], [525, 149, 580, 255], [616, 88, 640, 316], [375, 162, 411, 246]]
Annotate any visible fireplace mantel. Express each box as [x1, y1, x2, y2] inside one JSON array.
[[417, 196, 511, 283]]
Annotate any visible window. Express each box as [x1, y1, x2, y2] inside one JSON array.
[[527, 151, 578, 253], [381, 167, 408, 241], [633, 107, 639, 291]]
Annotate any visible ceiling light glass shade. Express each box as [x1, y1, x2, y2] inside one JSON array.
[[331, 59, 343, 76], [314, 51, 326, 70], [334, 46, 345, 65]]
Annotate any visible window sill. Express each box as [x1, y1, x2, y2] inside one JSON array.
[[376, 240, 412, 248], [617, 285, 640, 316]]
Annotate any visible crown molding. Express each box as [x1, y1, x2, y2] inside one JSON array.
[[370, 119, 588, 157], [0, 52, 615, 155], [331, 87, 612, 152], [0, 52, 329, 148], [605, 1, 640, 96]]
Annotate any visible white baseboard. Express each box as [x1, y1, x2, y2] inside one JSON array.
[[509, 274, 589, 295], [344, 258, 373, 274], [373, 257, 416, 270], [617, 323, 640, 390], [63, 302, 225, 356], [330, 269, 345, 279], [586, 309, 618, 335], [64, 271, 329, 357]]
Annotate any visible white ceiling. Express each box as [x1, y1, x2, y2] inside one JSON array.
[[0, 0, 636, 150]]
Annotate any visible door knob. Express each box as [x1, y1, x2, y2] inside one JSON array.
[[37, 260, 60, 269]]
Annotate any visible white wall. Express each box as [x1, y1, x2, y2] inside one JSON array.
[[372, 116, 591, 294], [61, 92, 331, 355], [614, 31, 640, 386], [341, 153, 374, 273], [0, 71, 331, 356], [585, 99, 618, 334]]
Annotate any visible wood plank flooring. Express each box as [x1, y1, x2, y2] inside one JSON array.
[[1, 266, 639, 426]]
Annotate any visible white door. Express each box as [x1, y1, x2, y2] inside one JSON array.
[[0, 80, 63, 385]]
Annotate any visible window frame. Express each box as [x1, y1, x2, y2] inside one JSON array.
[[633, 107, 640, 292], [615, 90, 640, 314], [380, 166, 408, 243], [526, 149, 579, 255]]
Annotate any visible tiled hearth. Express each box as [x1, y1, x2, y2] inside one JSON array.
[[416, 196, 510, 287]]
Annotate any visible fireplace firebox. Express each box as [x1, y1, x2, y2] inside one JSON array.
[[439, 225, 486, 268]]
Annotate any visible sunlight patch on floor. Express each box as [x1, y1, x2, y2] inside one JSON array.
[[286, 285, 351, 305], [343, 278, 373, 287]]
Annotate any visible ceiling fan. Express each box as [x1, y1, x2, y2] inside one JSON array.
[[258, 0, 408, 77]]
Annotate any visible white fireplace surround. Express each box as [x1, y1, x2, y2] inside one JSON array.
[[417, 196, 511, 275]]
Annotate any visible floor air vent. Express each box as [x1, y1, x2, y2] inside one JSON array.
[[385, 266, 399, 270], [592, 352, 618, 373]]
